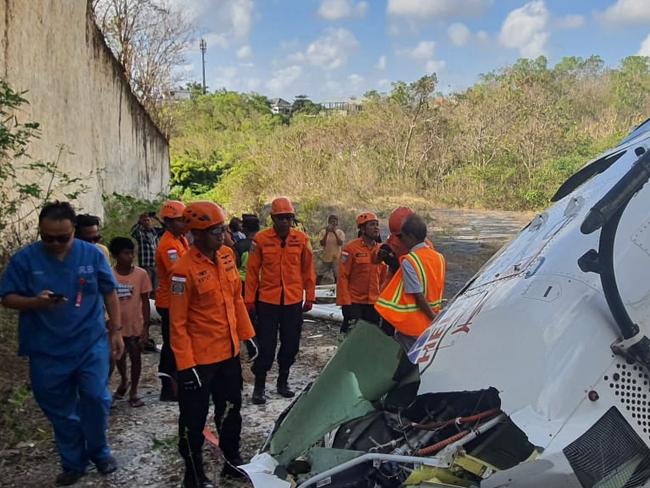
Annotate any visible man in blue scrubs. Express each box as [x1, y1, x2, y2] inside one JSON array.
[[0, 202, 124, 486]]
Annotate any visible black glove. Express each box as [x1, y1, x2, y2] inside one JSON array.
[[378, 244, 399, 273], [178, 367, 202, 392], [245, 338, 259, 363]]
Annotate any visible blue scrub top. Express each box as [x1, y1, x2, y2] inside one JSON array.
[[0, 239, 118, 358]]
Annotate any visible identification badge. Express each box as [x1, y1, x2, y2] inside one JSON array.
[[171, 275, 186, 294]]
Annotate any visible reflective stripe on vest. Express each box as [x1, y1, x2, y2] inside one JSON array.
[[375, 247, 445, 337]]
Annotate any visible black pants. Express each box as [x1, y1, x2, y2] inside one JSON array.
[[251, 301, 303, 377], [178, 357, 243, 461], [157, 308, 177, 380], [341, 303, 380, 333]]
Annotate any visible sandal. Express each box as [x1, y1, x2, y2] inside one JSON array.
[[128, 397, 145, 408], [114, 385, 128, 400]]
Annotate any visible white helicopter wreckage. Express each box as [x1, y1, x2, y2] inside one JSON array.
[[240, 120, 650, 488]]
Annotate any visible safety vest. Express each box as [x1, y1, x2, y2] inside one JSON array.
[[375, 245, 445, 337]]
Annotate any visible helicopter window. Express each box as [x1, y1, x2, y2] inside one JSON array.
[[551, 150, 626, 202]]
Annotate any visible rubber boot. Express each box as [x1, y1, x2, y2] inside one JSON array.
[[252, 375, 266, 405], [183, 452, 214, 488], [277, 370, 295, 398]]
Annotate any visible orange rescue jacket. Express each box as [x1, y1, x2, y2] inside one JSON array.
[[155, 231, 189, 309], [375, 245, 445, 337], [336, 238, 386, 306], [169, 246, 255, 371], [245, 227, 316, 306]]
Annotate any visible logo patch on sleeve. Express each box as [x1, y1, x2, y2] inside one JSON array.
[[171, 275, 186, 294], [167, 249, 179, 262], [341, 251, 349, 263]]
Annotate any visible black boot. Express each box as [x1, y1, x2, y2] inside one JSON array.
[[221, 456, 246, 479], [252, 375, 266, 404], [183, 452, 214, 488], [159, 376, 178, 402], [277, 370, 295, 398]]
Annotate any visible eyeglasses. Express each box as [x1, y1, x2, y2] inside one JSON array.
[[41, 232, 73, 244], [275, 215, 294, 222]]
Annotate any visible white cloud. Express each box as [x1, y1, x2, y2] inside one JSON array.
[[376, 55, 387, 70], [409, 40, 437, 60], [425, 59, 446, 73], [387, 0, 491, 19], [212, 65, 239, 90], [246, 78, 261, 92], [204, 32, 229, 49], [378, 79, 391, 89], [476, 30, 490, 42], [237, 45, 253, 59], [325, 80, 342, 92], [267, 65, 303, 94], [499, 0, 549, 58], [181, 63, 195, 73], [230, 0, 253, 37], [448, 23, 471, 46], [318, 0, 368, 20], [402, 41, 444, 74], [555, 14, 585, 29], [297, 28, 359, 69], [348, 73, 364, 85], [171, 0, 253, 48], [639, 34, 650, 56], [600, 0, 650, 24]]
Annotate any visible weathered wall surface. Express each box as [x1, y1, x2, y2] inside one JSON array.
[[0, 0, 169, 215]]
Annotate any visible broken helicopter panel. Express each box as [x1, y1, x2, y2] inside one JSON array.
[[241, 124, 650, 487]]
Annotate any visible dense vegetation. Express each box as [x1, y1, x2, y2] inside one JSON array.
[[169, 55, 650, 213]]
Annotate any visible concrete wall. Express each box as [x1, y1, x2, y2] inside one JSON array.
[[0, 0, 169, 216]]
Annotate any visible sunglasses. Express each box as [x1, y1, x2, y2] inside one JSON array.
[[41, 233, 73, 244], [275, 215, 294, 222]]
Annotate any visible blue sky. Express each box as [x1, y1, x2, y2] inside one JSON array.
[[170, 0, 650, 102]]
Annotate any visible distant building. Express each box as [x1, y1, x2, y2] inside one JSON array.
[[321, 99, 363, 115], [167, 88, 192, 101], [269, 97, 292, 115]]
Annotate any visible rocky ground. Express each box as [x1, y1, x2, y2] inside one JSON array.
[[0, 209, 531, 487]]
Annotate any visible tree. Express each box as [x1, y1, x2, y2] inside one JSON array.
[[0, 81, 87, 260], [612, 56, 650, 118], [292, 95, 321, 115], [92, 0, 195, 133]]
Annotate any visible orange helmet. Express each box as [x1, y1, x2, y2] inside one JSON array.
[[356, 212, 378, 227], [271, 197, 295, 215], [160, 200, 185, 219], [183, 201, 226, 230], [388, 206, 414, 234]]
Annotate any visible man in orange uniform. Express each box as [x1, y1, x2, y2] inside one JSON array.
[[336, 212, 386, 335], [245, 197, 316, 404], [375, 214, 445, 349], [170, 201, 256, 487], [155, 200, 189, 401]]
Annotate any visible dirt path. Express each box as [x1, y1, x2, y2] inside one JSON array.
[[0, 209, 531, 487]]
